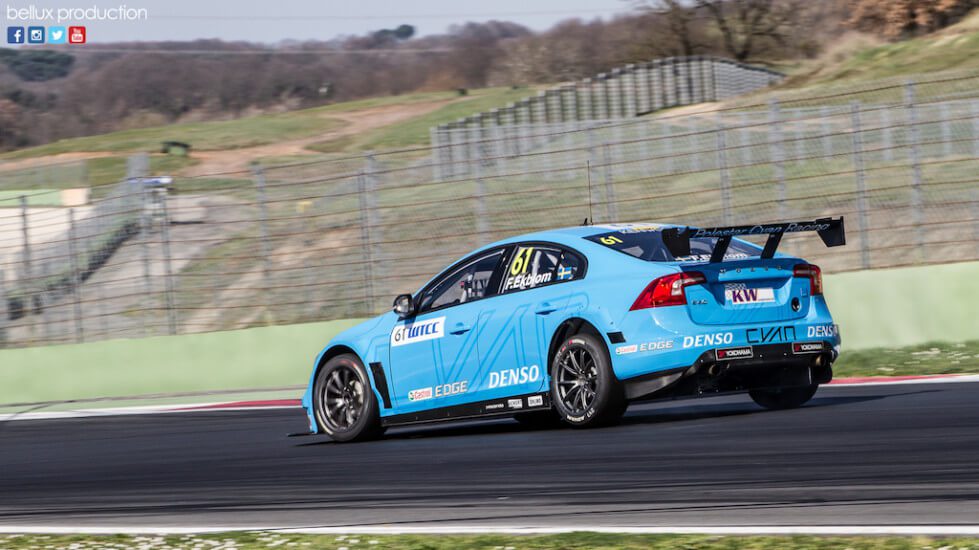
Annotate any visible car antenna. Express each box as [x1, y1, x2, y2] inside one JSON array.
[[586, 160, 594, 225]]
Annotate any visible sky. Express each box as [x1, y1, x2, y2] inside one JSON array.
[[3, 0, 635, 44]]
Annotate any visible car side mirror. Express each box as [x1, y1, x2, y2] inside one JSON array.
[[393, 293, 415, 318]]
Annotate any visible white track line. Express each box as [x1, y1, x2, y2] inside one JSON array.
[[3, 375, 978, 422], [1, 525, 979, 535]]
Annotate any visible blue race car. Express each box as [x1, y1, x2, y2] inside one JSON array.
[[302, 218, 845, 441]]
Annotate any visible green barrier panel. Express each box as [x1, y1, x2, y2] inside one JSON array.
[[0, 319, 365, 405], [824, 261, 978, 350], [0, 261, 976, 405]]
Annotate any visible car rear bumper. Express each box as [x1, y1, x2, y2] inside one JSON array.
[[621, 342, 836, 401]]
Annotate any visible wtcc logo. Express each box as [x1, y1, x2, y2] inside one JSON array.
[[391, 317, 445, 347]]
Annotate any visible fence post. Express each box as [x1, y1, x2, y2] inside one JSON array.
[[158, 188, 177, 335], [67, 208, 84, 343], [251, 164, 274, 324], [18, 195, 36, 341], [602, 139, 618, 221], [40, 261, 51, 343], [769, 99, 787, 222], [586, 125, 602, 223], [93, 199, 109, 339], [473, 151, 490, 245], [137, 181, 153, 336], [357, 154, 378, 315], [971, 100, 979, 159], [904, 80, 924, 263], [716, 123, 732, 225], [850, 102, 871, 270], [881, 107, 893, 162], [0, 270, 6, 348]]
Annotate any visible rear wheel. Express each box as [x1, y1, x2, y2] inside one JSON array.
[[749, 384, 819, 410], [313, 354, 384, 442], [550, 333, 626, 428]]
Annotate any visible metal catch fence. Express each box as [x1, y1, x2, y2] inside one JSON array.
[[0, 71, 977, 347]]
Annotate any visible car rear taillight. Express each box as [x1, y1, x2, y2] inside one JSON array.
[[630, 272, 706, 310], [793, 263, 823, 295]]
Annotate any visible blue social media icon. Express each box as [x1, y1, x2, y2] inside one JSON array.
[[7, 27, 25, 44], [47, 26, 66, 44], [27, 26, 44, 44]]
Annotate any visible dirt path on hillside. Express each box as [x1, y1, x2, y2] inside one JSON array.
[[181, 100, 451, 177], [0, 99, 454, 176]]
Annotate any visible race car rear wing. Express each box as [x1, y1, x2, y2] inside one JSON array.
[[661, 217, 845, 263]]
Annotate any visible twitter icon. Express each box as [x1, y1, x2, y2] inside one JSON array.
[[48, 26, 66, 44]]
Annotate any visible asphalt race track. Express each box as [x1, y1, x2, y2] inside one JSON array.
[[1, 381, 978, 530]]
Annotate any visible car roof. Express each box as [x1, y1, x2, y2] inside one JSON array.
[[477, 222, 683, 251]]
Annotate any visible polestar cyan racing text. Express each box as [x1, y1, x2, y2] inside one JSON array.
[[302, 218, 845, 441]]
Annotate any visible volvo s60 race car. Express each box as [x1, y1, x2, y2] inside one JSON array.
[[301, 218, 845, 441]]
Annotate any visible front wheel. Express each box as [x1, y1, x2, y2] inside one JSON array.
[[313, 354, 384, 442], [550, 333, 626, 428], [749, 384, 819, 410]]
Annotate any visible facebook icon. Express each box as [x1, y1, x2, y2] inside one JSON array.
[[7, 26, 25, 44]]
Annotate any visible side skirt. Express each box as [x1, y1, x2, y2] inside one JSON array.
[[381, 392, 551, 428]]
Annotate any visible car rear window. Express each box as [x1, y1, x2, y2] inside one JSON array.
[[584, 227, 759, 262]]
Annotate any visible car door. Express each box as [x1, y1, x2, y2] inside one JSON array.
[[468, 243, 588, 409], [387, 248, 506, 412]]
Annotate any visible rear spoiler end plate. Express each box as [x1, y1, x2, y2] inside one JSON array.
[[661, 217, 845, 262]]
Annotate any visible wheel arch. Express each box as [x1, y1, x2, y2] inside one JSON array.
[[546, 317, 612, 377]]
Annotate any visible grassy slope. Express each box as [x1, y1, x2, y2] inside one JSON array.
[[2, 533, 978, 550], [778, 12, 979, 89]]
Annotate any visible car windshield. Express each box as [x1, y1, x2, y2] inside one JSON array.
[[585, 227, 759, 262]]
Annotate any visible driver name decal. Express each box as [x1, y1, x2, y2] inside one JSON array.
[[391, 317, 445, 347]]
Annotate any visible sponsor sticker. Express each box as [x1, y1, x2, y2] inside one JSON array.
[[408, 387, 433, 402], [434, 381, 468, 397], [485, 403, 505, 411], [746, 325, 796, 344], [507, 398, 523, 409], [682, 332, 734, 348], [489, 365, 541, 388], [615, 344, 638, 356], [793, 341, 826, 354], [527, 395, 544, 407], [807, 324, 839, 338], [716, 346, 753, 360], [725, 285, 775, 305], [391, 316, 445, 347]]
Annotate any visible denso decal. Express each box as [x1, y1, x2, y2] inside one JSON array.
[[408, 387, 433, 401], [808, 324, 839, 338], [391, 316, 445, 347], [489, 365, 541, 388], [747, 325, 797, 344], [682, 332, 733, 348]]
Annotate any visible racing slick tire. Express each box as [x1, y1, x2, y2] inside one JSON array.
[[749, 383, 819, 410], [313, 354, 384, 442], [550, 333, 626, 428]]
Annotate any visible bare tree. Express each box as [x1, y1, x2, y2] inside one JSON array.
[[638, 0, 705, 57], [695, 0, 801, 61]]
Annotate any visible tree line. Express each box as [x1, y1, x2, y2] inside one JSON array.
[[0, 0, 975, 152]]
